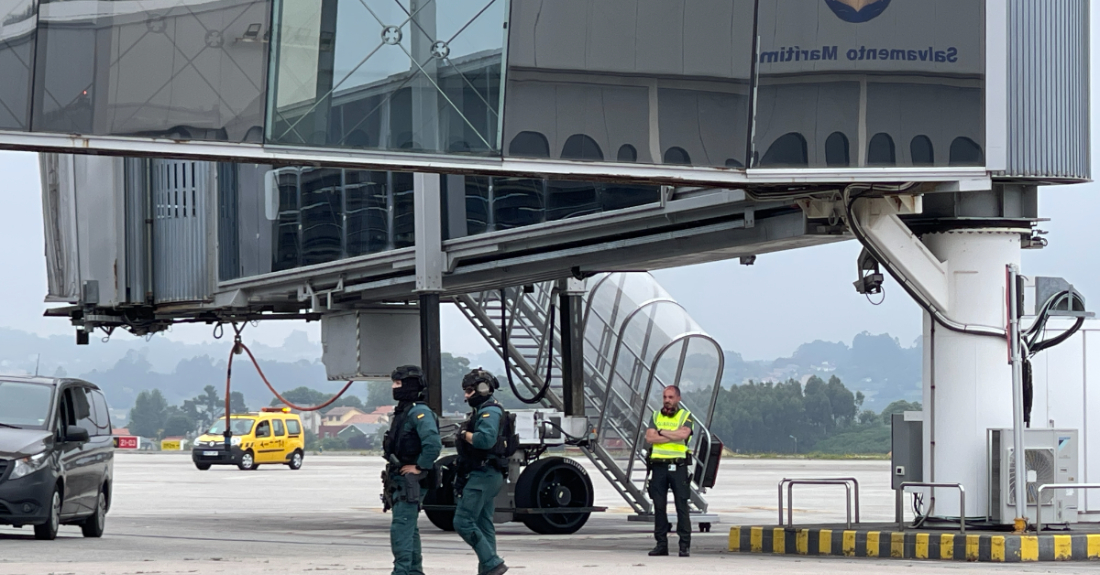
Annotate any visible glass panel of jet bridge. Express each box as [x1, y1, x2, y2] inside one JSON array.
[[0, 0, 36, 132], [30, 0, 269, 141], [265, 0, 505, 153]]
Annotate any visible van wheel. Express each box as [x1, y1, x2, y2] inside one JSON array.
[[288, 450, 303, 470], [81, 486, 107, 538], [195, 463, 211, 471], [34, 487, 61, 540], [238, 450, 257, 470]]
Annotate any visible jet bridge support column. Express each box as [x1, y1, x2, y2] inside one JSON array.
[[852, 194, 1026, 518], [415, 173, 444, 414], [920, 230, 1020, 518]]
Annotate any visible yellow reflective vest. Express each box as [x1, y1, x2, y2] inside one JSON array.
[[649, 407, 693, 460]]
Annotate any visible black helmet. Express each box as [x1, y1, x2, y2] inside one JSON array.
[[461, 368, 498, 395], [391, 365, 424, 382]]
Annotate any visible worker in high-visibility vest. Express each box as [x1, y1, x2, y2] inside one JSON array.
[[644, 385, 695, 557]]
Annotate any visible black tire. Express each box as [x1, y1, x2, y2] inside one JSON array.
[[287, 450, 303, 470], [81, 486, 107, 538], [195, 463, 211, 471], [424, 455, 457, 531], [515, 457, 594, 534], [34, 487, 61, 540], [237, 450, 257, 471]]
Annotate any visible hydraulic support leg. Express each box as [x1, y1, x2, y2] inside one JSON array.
[[414, 173, 444, 414], [560, 278, 586, 416], [420, 293, 442, 414]]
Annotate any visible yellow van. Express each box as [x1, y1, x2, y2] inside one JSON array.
[[190, 408, 305, 471]]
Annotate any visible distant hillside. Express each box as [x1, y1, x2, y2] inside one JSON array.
[[0, 327, 919, 418], [722, 331, 921, 409]]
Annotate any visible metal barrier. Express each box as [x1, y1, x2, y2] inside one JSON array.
[[897, 482, 966, 532], [778, 478, 861, 529], [1035, 483, 1100, 532]]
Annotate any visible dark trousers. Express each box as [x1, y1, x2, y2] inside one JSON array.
[[390, 478, 426, 575], [648, 461, 691, 550], [454, 467, 505, 574]]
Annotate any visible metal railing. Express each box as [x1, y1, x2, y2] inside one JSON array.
[[897, 482, 966, 532], [1035, 483, 1100, 532], [778, 477, 861, 529]]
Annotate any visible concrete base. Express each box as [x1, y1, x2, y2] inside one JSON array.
[[729, 525, 1100, 562]]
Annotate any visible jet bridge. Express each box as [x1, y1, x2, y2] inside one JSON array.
[[32, 0, 1095, 532]]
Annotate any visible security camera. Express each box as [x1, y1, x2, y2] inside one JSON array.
[[853, 248, 884, 295]]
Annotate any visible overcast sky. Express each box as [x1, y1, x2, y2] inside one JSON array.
[[2, 9, 1096, 362]]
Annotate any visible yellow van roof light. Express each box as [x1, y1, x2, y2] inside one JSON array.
[[260, 406, 291, 413]]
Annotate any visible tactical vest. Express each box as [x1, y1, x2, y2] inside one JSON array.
[[650, 407, 691, 460], [457, 402, 504, 468], [385, 402, 428, 465]]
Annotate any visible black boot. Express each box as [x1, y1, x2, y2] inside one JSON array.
[[679, 548, 690, 557], [485, 563, 509, 575], [648, 545, 669, 556]]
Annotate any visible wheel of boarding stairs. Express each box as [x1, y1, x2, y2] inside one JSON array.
[[514, 456, 594, 534], [425, 455, 458, 531]]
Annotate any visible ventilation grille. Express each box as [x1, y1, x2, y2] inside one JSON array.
[[1008, 448, 1056, 505]]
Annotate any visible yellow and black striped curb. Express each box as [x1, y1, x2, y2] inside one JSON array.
[[729, 526, 1100, 562]]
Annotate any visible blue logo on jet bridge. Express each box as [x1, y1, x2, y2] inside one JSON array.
[[825, 0, 892, 23]]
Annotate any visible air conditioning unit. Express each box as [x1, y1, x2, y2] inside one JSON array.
[[988, 429, 1079, 525]]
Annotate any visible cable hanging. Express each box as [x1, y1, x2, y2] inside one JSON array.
[[500, 287, 556, 405], [842, 184, 1006, 339], [219, 323, 357, 441]]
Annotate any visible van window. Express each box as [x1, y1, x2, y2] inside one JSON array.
[[57, 389, 74, 436], [0, 381, 53, 430], [70, 387, 96, 436], [273, 419, 285, 437], [255, 420, 271, 438], [90, 389, 112, 436], [287, 420, 301, 435], [208, 418, 255, 435]]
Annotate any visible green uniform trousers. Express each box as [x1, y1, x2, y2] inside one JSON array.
[[454, 467, 505, 574], [390, 479, 427, 575]]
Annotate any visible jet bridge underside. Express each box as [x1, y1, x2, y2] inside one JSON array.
[[223, 199, 836, 304], [42, 154, 845, 335]]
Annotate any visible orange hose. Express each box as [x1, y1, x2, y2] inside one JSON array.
[[223, 339, 357, 435]]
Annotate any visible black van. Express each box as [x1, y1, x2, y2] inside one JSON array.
[[0, 377, 114, 540]]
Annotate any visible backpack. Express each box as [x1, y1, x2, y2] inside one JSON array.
[[485, 403, 520, 459]]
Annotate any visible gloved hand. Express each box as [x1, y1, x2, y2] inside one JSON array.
[[453, 427, 466, 445]]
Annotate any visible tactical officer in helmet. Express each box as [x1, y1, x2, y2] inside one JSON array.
[[383, 365, 442, 575], [453, 368, 508, 575]]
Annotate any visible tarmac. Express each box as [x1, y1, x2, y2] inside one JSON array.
[[0, 453, 1097, 574]]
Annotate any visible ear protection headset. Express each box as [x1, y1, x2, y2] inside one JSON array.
[[464, 368, 498, 396]]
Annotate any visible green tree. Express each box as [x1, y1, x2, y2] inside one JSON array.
[[183, 385, 248, 432], [364, 380, 393, 411], [320, 436, 348, 451], [442, 353, 472, 413], [304, 429, 318, 451], [161, 408, 193, 438], [128, 389, 168, 438], [270, 386, 365, 413], [880, 400, 922, 420], [698, 376, 868, 454]]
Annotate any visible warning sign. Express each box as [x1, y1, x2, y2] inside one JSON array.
[[113, 436, 139, 449]]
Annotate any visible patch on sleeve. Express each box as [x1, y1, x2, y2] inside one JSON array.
[[482, 413, 491, 418], [417, 413, 425, 419]]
